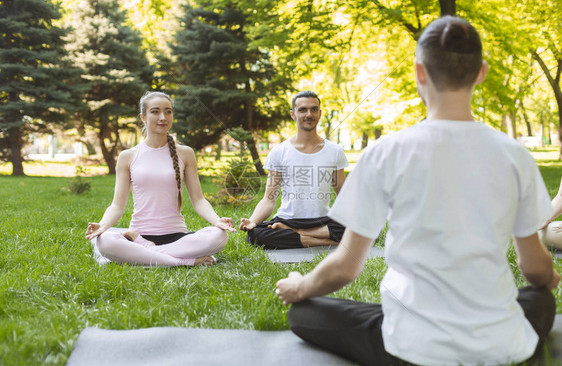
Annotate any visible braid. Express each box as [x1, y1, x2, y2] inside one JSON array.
[[167, 134, 182, 212]]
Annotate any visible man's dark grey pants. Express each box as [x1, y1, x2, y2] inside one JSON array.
[[288, 286, 556, 366]]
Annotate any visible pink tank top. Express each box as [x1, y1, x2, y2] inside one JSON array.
[[129, 141, 188, 235]]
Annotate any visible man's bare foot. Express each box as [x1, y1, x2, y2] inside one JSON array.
[[193, 256, 216, 267], [268, 222, 293, 231], [122, 230, 139, 241]]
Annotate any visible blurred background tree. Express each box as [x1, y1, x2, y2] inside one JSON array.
[[64, 0, 153, 174], [0, 0, 82, 176]]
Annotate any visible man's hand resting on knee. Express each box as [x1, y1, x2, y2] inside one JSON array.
[[276, 272, 304, 305], [239, 218, 257, 231], [276, 229, 374, 305]]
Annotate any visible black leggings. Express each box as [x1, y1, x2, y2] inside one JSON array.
[[288, 286, 556, 366], [246, 216, 345, 249]]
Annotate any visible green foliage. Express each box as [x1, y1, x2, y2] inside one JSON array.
[[0, 0, 83, 175], [67, 166, 91, 194], [169, 2, 288, 151], [63, 0, 153, 174]]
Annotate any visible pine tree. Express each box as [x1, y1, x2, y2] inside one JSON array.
[[0, 0, 82, 176], [65, 0, 152, 174], [169, 3, 288, 175]]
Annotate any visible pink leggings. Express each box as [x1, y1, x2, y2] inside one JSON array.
[[96, 227, 228, 266]]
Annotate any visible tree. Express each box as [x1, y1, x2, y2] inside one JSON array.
[[0, 0, 81, 175], [526, 0, 562, 155], [65, 0, 152, 174], [169, 3, 288, 175]]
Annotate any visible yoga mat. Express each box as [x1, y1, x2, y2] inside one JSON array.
[[66, 327, 357, 366], [67, 316, 562, 365], [266, 246, 385, 263]]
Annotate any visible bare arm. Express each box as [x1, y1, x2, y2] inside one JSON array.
[[332, 169, 346, 195], [514, 233, 560, 289], [239, 170, 281, 230], [181, 146, 234, 231], [85, 149, 133, 239], [275, 229, 374, 304]]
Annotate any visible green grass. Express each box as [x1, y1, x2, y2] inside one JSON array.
[[0, 149, 561, 365]]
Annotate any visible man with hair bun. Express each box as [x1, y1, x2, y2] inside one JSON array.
[[276, 16, 559, 365], [240, 91, 348, 249]]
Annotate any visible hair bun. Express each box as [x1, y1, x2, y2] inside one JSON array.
[[440, 21, 479, 54]]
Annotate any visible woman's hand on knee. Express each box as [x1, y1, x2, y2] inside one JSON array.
[[85, 222, 109, 240], [214, 217, 236, 232]]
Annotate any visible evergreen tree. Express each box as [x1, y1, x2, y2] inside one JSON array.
[[0, 0, 82, 176], [169, 3, 288, 175], [65, 0, 152, 174]]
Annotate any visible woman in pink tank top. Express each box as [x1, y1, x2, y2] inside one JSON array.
[[85, 92, 235, 267]]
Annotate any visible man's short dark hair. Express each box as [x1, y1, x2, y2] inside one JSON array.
[[292, 91, 321, 110]]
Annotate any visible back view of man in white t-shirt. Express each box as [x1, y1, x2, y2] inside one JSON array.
[[275, 17, 560, 365], [239, 91, 348, 249]]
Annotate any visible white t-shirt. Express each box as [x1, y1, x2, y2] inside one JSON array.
[[329, 120, 552, 366], [264, 139, 348, 219]]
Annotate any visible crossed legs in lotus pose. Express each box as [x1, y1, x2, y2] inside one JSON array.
[[95, 227, 227, 267]]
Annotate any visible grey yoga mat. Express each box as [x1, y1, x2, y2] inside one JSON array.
[[265, 246, 385, 263], [67, 316, 562, 366], [66, 327, 357, 366]]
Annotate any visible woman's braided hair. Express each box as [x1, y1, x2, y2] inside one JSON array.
[[139, 91, 182, 212], [166, 133, 182, 212]]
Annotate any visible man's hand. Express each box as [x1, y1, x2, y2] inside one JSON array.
[[239, 218, 257, 231], [276, 272, 304, 305]]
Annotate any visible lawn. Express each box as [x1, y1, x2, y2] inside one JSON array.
[[0, 147, 561, 365]]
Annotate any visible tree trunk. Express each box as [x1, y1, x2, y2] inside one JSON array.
[[558, 109, 562, 160], [374, 126, 383, 140], [520, 104, 533, 136], [508, 110, 517, 138], [79, 139, 97, 155], [439, 0, 456, 16], [8, 127, 25, 176], [361, 132, 369, 149], [215, 140, 222, 161], [98, 127, 116, 174], [244, 100, 264, 175], [247, 136, 265, 176], [532, 49, 562, 158]]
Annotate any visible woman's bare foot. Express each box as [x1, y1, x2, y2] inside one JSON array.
[[122, 230, 139, 241], [193, 256, 216, 267], [268, 222, 293, 231]]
